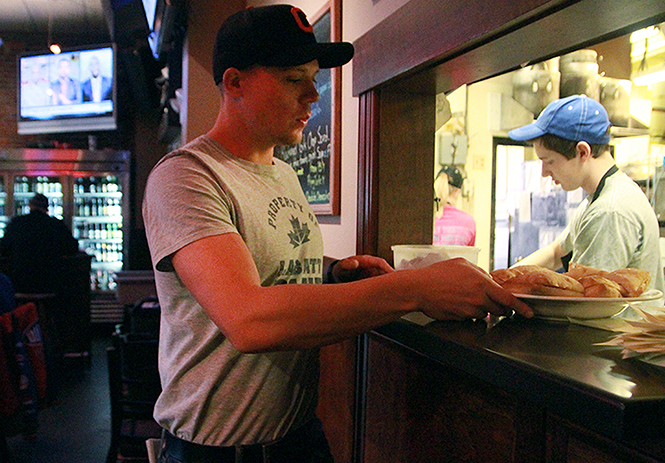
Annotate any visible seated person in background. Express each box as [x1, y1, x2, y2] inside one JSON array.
[[0, 194, 79, 294], [433, 165, 476, 246], [508, 94, 664, 293]]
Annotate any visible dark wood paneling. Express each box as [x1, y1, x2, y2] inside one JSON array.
[[363, 333, 546, 463], [356, 91, 381, 256], [546, 414, 663, 463], [354, 86, 436, 262], [414, 0, 665, 95], [361, 326, 665, 463], [317, 339, 357, 463], [375, 88, 435, 263], [352, 0, 567, 95], [353, 0, 665, 96]]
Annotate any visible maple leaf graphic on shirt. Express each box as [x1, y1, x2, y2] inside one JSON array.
[[287, 216, 311, 248]]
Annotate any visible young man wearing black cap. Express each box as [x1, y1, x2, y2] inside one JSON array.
[[509, 94, 664, 293], [143, 5, 532, 462]]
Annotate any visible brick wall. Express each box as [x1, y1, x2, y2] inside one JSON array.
[[0, 39, 44, 148]]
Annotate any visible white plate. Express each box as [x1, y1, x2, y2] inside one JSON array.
[[515, 289, 663, 321]]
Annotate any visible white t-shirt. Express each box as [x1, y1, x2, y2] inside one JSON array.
[[557, 169, 664, 292], [143, 135, 324, 445]]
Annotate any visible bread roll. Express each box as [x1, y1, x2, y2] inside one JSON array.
[[501, 267, 585, 297], [494, 262, 651, 298], [605, 268, 651, 297], [490, 265, 544, 285], [565, 263, 609, 280], [578, 275, 623, 298]]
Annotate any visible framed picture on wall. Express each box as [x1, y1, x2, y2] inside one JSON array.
[[275, 1, 342, 215]]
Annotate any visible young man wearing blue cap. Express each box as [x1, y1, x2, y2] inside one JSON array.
[[509, 95, 664, 293], [143, 5, 532, 462]]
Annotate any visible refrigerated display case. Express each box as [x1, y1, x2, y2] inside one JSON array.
[[0, 148, 130, 293]]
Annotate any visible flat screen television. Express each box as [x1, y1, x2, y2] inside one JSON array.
[[17, 44, 117, 135]]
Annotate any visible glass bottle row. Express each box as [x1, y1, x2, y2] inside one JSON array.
[[14, 176, 62, 194], [75, 176, 120, 194], [82, 242, 123, 264], [11, 176, 121, 196], [75, 197, 122, 217], [74, 222, 122, 240]]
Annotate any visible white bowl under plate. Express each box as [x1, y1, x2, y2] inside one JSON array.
[[515, 289, 663, 321]]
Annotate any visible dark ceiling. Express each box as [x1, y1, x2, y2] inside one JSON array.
[[0, 0, 113, 47]]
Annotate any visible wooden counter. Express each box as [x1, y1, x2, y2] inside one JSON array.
[[357, 317, 665, 463]]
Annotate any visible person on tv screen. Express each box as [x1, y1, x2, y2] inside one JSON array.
[[82, 55, 112, 103], [21, 61, 51, 107], [51, 58, 80, 105]]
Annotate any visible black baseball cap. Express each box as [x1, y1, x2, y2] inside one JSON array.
[[436, 165, 464, 189], [213, 4, 355, 85]]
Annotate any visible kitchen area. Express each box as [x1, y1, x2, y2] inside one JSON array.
[[434, 27, 665, 272], [327, 1, 665, 462]]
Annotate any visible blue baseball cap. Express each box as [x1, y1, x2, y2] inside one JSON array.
[[508, 95, 611, 144]]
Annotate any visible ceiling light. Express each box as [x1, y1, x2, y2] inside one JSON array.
[[634, 69, 665, 86], [631, 25, 665, 86], [631, 26, 660, 43]]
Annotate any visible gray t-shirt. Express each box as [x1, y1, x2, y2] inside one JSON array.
[[557, 169, 664, 292], [142, 135, 324, 446]]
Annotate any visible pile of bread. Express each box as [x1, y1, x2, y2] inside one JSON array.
[[490, 263, 651, 298]]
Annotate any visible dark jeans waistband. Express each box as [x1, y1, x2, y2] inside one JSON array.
[[159, 418, 333, 463]]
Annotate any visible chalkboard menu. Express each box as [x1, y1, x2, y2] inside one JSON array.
[[275, 10, 337, 215]]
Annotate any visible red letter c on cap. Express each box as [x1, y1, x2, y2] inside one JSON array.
[[291, 7, 313, 33]]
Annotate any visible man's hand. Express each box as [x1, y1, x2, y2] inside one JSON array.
[[330, 255, 394, 282], [411, 258, 534, 320]]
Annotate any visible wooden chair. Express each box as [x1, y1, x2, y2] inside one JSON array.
[[106, 332, 162, 463]]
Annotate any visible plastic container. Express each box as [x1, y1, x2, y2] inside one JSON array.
[[391, 244, 480, 270]]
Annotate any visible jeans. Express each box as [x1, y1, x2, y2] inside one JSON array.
[[158, 418, 335, 463]]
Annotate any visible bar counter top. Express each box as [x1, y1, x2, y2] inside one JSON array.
[[371, 315, 665, 442]]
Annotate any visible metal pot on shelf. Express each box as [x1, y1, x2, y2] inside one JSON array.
[[600, 77, 632, 127], [559, 49, 600, 101], [512, 62, 561, 116]]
